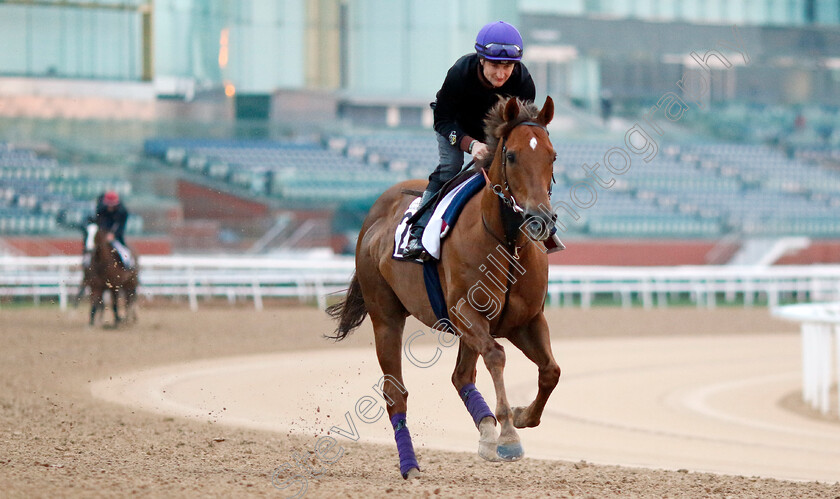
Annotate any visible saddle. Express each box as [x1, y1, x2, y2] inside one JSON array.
[[393, 172, 486, 262], [405, 165, 481, 226], [110, 241, 135, 270]]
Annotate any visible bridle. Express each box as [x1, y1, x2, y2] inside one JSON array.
[[481, 120, 555, 214], [480, 120, 556, 258]]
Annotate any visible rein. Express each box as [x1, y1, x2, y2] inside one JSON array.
[[479, 119, 554, 332], [479, 120, 555, 256], [481, 203, 522, 337]]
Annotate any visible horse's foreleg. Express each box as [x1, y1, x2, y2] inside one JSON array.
[[457, 317, 522, 462], [89, 290, 103, 326], [125, 289, 137, 323], [506, 314, 561, 428], [111, 289, 121, 324], [74, 280, 86, 308], [481, 339, 523, 461], [452, 342, 499, 461]]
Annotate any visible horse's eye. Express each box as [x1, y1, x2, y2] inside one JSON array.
[[506, 151, 516, 163], [553, 153, 558, 162]]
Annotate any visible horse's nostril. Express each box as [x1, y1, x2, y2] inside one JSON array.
[[523, 215, 550, 240]]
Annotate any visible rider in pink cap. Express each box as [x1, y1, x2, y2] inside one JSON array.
[[96, 190, 129, 245]]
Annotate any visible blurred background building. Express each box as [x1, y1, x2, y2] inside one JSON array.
[[0, 0, 838, 265]]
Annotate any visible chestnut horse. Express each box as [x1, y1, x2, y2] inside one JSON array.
[[85, 223, 139, 326], [327, 97, 561, 479]]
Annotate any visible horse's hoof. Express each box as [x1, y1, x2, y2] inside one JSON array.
[[403, 467, 422, 480], [496, 442, 524, 461], [512, 406, 539, 428], [477, 417, 500, 462], [479, 440, 501, 462]]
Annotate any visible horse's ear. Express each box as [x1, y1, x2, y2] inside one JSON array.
[[537, 96, 554, 126], [503, 97, 520, 122]]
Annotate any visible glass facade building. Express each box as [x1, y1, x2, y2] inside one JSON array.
[[0, 0, 837, 111], [520, 0, 840, 26]]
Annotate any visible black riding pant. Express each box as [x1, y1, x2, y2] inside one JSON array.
[[426, 132, 466, 194], [415, 133, 467, 229]]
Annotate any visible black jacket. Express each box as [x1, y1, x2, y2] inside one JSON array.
[[95, 197, 129, 244], [433, 53, 536, 148]]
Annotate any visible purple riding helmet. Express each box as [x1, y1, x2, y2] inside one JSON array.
[[474, 21, 524, 62]]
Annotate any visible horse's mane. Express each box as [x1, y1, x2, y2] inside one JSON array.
[[483, 97, 542, 162]]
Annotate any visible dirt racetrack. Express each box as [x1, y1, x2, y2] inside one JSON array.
[[2, 303, 840, 498]]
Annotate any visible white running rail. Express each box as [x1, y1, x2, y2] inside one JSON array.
[[0, 255, 357, 312], [772, 302, 840, 418], [2, 256, 840, 312]]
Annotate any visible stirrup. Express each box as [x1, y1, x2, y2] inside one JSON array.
[[403, 229, 429, 260]]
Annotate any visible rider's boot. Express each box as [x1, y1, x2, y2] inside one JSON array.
[[403, 190, 436, 260]]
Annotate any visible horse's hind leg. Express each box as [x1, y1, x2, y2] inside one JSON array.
[[506, 314, 561, 428], [452, 342, 500, 461], [371, 313, 421, 479], [358, 267, 420, 479]]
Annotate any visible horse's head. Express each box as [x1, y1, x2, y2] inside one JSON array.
[[85, 223, 98, 252], [484, 96, 556, 241], [91, 224, 113, 259]]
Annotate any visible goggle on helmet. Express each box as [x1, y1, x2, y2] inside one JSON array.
[[474, 21, 524, 62]]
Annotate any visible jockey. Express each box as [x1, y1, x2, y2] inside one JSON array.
[[94, 190, 134, 268], [403, 21, 536, 260], [96, 190, 128, 245]]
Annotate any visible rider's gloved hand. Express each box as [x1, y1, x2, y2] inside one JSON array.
[[471, 142, 490, 161]]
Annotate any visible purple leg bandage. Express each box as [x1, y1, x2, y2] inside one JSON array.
[[390, 413, 419, 478], [460, 383, 495, 427]]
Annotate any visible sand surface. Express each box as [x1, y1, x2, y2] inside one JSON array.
[[2, 304, 840, 498]]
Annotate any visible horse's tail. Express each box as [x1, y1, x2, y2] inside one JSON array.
[[325, 272, 367, 341]]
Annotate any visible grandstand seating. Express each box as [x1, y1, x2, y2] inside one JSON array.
[[0, 144, 143, 236], [4, 128, 840, 241], [144, 136, 417, 201], [553, 140, 840, 237], [144, 133, 840, 239], [681, 102, 840, 149]]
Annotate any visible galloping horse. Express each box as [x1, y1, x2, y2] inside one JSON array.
[[84, 223, 139, 326], [328, 97, 561, 478]]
